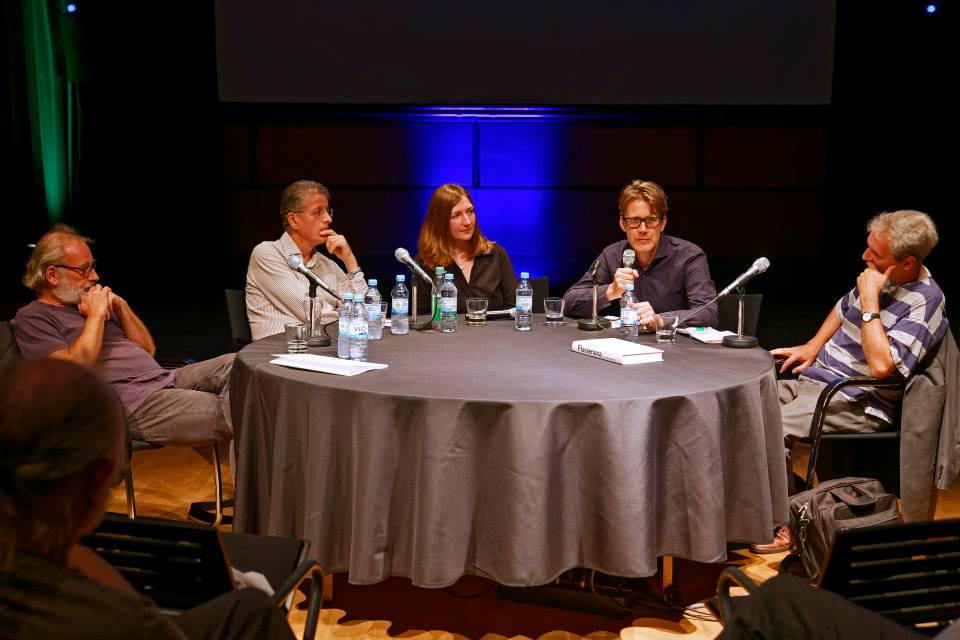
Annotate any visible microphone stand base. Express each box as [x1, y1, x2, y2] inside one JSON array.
[[577, 318, 610, 331], [722, 334, 759, 349], [410, 318, 433, 331], [307, 335, 331, 347]]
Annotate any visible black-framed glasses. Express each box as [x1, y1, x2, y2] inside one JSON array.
[[621, 215, 661, 229], [53, 260, 97, 277]]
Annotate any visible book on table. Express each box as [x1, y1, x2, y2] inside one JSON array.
[[571, 338, 663, 365]]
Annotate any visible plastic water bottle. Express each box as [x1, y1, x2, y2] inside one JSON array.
[[391, 275, 409, 335], [338, 293, 354, 359], [439, 273, 458, 333], [350, 295, 368, 361], [432, 266, 445, 329], [364, 279, 383, 340], [621, 284, 639, 338], [515, 271, 533, 331]]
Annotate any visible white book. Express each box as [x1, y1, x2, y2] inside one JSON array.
[[571, 338, 663, 365]]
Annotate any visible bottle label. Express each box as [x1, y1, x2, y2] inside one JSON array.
[[440, 297, 456, 313], [339, 319, 350, 337], [516, 295, 533, 312], [621, 307, 638, 326], [365, 303, 381, 320], [392, 299, 408, 314], [352, 320, 368, 338]]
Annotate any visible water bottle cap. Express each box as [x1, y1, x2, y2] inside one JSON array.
[[343, 293, 353, 301], [368, 279, 377, 286], [520, 272, 530, 279], [445, 273, 454, 280], [435, 267, 445, 273], [396, 274, 405, 281], [625, 284, 634, 291]]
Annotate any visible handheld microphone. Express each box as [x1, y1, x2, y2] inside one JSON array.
[[718, 257, 770, 296], [622, 249, 636, 270], [394, 247, 434, 285], [286, 255, 343, 302]]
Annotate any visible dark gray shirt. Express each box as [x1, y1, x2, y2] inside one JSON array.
[[562, 236, 718, 327], [12, 301, 174, 415]]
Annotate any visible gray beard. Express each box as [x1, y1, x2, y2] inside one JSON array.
[[53, 280, 85, 305]]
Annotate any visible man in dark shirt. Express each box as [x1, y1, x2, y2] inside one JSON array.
[[12, 225, 233, 446], [563, 179, 718, 328]]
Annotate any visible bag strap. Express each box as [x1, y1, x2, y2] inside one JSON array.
[[828, 483, 879, 508]]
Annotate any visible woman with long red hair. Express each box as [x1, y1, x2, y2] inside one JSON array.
[[416, 184, 518, 313]]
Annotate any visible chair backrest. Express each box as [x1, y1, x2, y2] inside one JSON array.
[[716, 293, 762, 336], [225, 289, 252, 350], [819, 518, 960, 634], [529, 276, 549, 314], [1, 320, 23, 372], [82, 514, 235, 611]]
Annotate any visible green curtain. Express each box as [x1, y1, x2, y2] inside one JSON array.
[[22, 0, 71, 223]]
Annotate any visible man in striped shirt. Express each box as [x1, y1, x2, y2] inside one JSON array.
[[754, 209, 948, 553], [246, 180, 368, 341]]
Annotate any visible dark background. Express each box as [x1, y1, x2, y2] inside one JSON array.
[[1, 1, 957, 358]]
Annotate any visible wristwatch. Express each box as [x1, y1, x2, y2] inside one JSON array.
[[861, 311, 881, 323]]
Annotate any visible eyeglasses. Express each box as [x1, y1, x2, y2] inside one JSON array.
[[53, 260, 97, 277], [450, 208, 476, 221], [298, 207, 334, 221], [621, 215, 661, 229]]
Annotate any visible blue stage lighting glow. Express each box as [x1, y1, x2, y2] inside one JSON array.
[[926, 4, 936, 14], [66, 3, 77, 12]]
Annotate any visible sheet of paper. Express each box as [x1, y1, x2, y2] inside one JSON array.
[[677, 327, 737, 344], [270, 354, 388, 376]]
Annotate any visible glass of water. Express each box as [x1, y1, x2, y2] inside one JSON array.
[[466, 298, 488, 326], [543, 297, 565, 326], [655, 313, 680, 343], [285, 322, 308, 353]]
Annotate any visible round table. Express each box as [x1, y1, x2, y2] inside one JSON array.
[[230, 316, 787, 587]]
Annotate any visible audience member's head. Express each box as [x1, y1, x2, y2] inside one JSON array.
[[22, 225, 98, 304], [867, 209, 938, 262], [0, 359, 126, 564], [417, 183, 493, 269]]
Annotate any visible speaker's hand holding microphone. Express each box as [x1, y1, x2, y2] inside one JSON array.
[[604, 249, 640, 301]]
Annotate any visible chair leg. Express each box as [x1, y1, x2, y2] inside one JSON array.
[[124, 467, 137, 519], [212, 443, 224, 527]]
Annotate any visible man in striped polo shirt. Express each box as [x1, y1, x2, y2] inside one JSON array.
[[246, 180, 368, 341], [754, 210, 948, 553]]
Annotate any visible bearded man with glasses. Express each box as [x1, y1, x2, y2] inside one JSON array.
[[562, 179, 718, 329], [11, 225, 234, 446]]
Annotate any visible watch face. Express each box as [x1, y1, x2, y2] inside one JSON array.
[[862, 311, 879, 322]]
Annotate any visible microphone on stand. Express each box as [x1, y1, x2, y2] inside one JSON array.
[[578, 259, 611, 331], [286, 255, 342, 302], [394, 247, 434, 331], [676, 257, 770, 349], [718, 257, 770, 297]]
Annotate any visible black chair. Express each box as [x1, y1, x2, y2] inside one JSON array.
[[717, 518, 960, 636], [529, 276, 549, 314], [0, 319, 23, 371], [83, 514, 325, 639], [803, 376, 906, 493], [717, 293, 762, 336], [225, 288, 252, 350]]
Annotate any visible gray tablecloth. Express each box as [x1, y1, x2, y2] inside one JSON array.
[[231, 316, 788, 588]]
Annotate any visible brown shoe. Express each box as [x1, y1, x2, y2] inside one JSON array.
[[750, 525, 794, 554]]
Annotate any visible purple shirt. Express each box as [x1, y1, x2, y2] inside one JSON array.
[[562, 236, 719, 326], [800, 268, 948, 424], [12, 301, 175, 416]]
